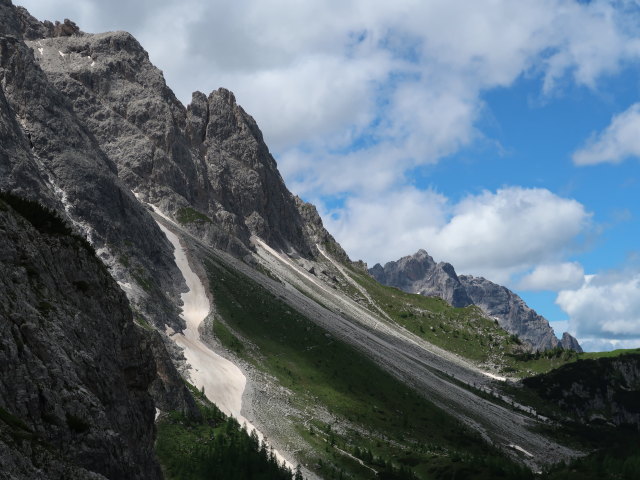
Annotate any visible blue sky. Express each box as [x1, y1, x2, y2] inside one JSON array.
[[18, 0, 640, 351], [431, 72, 640, 346]]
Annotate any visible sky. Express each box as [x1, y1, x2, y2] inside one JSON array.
[[17, 0, 640, 352]]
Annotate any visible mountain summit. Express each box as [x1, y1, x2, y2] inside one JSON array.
[[370, 250, 582, 352], [22, 21, 347, 263]]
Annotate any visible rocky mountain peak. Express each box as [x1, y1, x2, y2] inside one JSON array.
[[371, 249, 582, 352], [205, 87, 267, 149], [458, 274, 562, 351], [294, 196, 351, 264], [371, 250, 473, 308], [19, 16, 349, 265], [560, 331, 583, 353]]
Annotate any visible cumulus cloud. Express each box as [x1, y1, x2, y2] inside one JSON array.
[[518, 262, 585, 291], [324, 186, 592, 284], [573, 103, 640, 165], [557, 272, 640, 340], [578, 338, 640, 352]]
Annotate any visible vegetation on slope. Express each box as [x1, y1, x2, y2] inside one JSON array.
[[156, 384, 296, 480], [499, 353, 640, 480], [520, 353, 640, 424], [176, 207, 213, 225], [203, 255, 532, 480], [0, 191, 95, 256], [0, 191, 72, 236], [542, 429, 640, 480], [340, 265, 632, 377], [340, 266, 531, 372]]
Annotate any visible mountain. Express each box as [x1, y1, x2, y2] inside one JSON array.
[[368, 249, 473, 308], [19, 18, 347, 264], [370, 250, 582, 352], [1, 2, 629, 479], [1, 4, 186, 333]]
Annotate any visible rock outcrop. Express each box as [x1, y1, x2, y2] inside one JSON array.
[[1, 2, 200, 475], [370, 250, 582, 351], [0, 193, 161, 479], [523, 353, 640, 428], [458, 274, 562, 351], [0, 3, 185, 331], [560, 331, 583, 353], [369, 249, 473, 308]]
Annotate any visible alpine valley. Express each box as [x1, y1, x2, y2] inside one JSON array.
[[1, 2, 639, 479]]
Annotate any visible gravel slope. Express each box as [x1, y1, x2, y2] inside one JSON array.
[[149, 212, 581, 472], [151, 210, 295, 470]]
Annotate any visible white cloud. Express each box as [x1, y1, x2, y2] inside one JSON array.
[[322, 187, 449, 264], [518, 262, 585, 291], [557, 272, 640, 340], [573, 103, 640, 165], [324, 186, 591, 284], [577, 338, 640, 352]]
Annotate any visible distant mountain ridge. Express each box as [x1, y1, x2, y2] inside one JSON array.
[[370, 249, 582, 352]]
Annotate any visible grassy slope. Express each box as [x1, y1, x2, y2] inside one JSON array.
[[582, 348, 640, 359], [542, 429, 640, 480], [339, 265, 640, 480], [175, 207, 213, 225], [203, 255, 532, 480], [341, 265, 640, 377], [343, 266, 519, 363]]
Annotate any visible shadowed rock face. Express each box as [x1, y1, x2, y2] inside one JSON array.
[[0, 3, 200, 475], [524, 354, 640, 428], [370, 250, 582, 352], [458, 274, 561, 351], [0, 5, 185, 331], [560, 331, 583, 353], [0, 197, 160, 479]]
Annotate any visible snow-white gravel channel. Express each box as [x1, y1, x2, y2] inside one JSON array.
[[153, 212, 293, 470]]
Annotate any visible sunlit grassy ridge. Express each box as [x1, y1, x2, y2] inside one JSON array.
[[343, 265, 519, 363]]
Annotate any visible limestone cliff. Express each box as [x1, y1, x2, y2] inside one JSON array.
[[369, 249, 473, 308], [0, 3, 185, 331], [21, 19, 347, 263]]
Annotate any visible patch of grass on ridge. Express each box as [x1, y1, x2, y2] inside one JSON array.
[[176, 207, 212, 225], [341, 266, 619, 377]]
